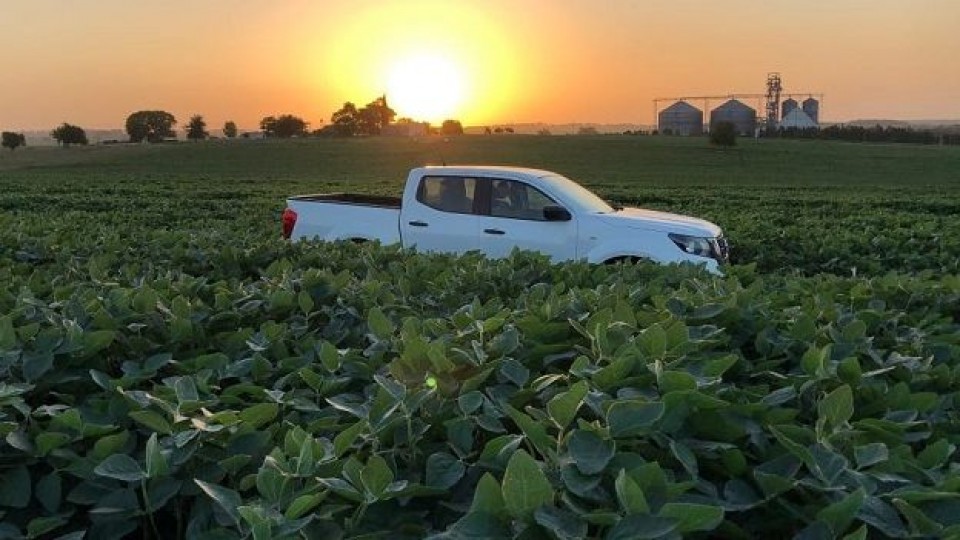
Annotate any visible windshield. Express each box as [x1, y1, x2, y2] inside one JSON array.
[[542, 174, 615, 214]]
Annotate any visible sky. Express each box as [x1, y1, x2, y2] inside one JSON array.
[[1, 0, 959, 130]]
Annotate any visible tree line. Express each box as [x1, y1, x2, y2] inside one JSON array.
[[2, 95, 468, 151], [775, 124, 960, 145]]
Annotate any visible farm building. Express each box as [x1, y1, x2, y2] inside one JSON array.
[[782, 98, 799, 119], [710, 99, 757, 136], [658, 101, 703, 136]]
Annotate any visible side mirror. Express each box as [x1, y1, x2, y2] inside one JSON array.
[[543, 205, 572, 222]]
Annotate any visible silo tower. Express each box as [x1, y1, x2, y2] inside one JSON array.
[[765, 73, 782, 129], [658, 101, 703, 136], [711, 99, 757, 136], [802, 98, 820, 124], [782, 98, 798, 119]]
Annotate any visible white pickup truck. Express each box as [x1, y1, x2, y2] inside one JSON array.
[[283, 166, 728, 272]]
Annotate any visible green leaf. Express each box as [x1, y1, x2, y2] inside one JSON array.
[[469, 473, 506, 516], [638, 324, 667, 359], [842, 525, 868, 540], [36, 432, 71, 456], [854, 443, 888, 469], [26, 516, 67, 538], [195, 479, 243, 527], [535, 505, 588, 540], [368, 307, 394, 339], [658, 370, 697, 393], [360, 455, 393, 499], [334, 420, 366, 457], [297, 291, 314, 314], [817, 488, 865, 536], [606, 515, 677, 540], [703, 354, 738, 378], [36, 472, 62, 514], [145, 433, 169, 478], [547, 380, 589, 429], [615, 469, 650, 514], [239, 403, 279, 429], [285, 493, 326, 520], [129, 410, 172, 435], [94, 454, 147, 482], [22, 352, 54, 382], [92, 431, 130, 460], [0, 466, 31, 508], [318, 341, 340, 372], [659, 503, 724, 532], [426, 452, 465, 489], [502, 450, 554, 521], [918, 439, 954, 469], [83, 330, 115, 355], [0, 315, 16, 349], [607, 400, 664, 437], [893, 498, 943, 536], [567, 430, 615, 475], [504, 404, 553, 458], [819, 384, 854, 427]]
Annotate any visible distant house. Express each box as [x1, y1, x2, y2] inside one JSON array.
[[382, 122, 429, 137], [241, 131, 265, 139]]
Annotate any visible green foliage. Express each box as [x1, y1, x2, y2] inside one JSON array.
[[0, 136, 959, 538], [1, 131, 26, 150], [186, 115, 209, 141], [260, 114, 309, 138], [710, 121, 737, 146], [125, 110, 177, 143], [50, 123, 88, 146], [223, 120, 238, 138], [441, 119, 464, 136]]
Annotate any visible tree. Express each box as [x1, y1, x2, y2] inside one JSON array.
[[2, 132, 26, 150], [330, 102, 360, 137], [441, 119, 464, 136], [186, 115, 209, 141], [223, 121, 238, 138], [260, 115, 309, 138], [126, 110, 177, 143], [710, 121, 737, 147], [51, 123, 88, 146], [356, 95, 396, 136]]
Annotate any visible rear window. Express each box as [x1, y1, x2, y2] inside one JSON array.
[[416, 176, 479, 214]]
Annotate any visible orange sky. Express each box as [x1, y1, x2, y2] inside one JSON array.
[[1, 0, 958, 130]]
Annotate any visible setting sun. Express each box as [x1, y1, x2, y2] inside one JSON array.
[[386, 53, 468, 123]]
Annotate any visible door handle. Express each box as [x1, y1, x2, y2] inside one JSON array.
[[484, 228, 506, 235], [408, 221, 429, 227]]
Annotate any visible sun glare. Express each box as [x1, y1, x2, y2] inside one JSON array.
[[386, 54, 466, 123], [316, 1, 519, 126]]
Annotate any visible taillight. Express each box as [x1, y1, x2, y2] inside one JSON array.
[[282, 208, 298, 239]]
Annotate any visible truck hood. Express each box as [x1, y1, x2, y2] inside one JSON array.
[[598, 207, 722, 237]]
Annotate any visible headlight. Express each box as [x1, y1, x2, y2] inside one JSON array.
[[669, 233, 717, 259]]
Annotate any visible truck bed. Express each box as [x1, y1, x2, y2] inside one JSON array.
[[288, 193, 401, 208]]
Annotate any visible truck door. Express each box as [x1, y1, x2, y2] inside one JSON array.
[[400, 175, 485, 255], [477, 178, 578, 261]]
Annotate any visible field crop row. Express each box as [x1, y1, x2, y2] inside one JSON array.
[[1, 136, 959, 538]]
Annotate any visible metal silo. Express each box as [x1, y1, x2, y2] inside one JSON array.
[[802, 98, 820, 124], [782, 98, 798, 120], [710, 99, 757, 136], [658, 101, 703, 136]]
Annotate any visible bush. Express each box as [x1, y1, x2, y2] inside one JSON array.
[[710, 122, 737, 147]]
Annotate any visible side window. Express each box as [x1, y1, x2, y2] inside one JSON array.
[[490, 179, 558, 221], [416, 176, 478, 214]]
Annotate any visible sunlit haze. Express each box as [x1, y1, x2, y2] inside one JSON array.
[[1, 0, 958, 130]]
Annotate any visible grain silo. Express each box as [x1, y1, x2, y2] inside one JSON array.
[[782, 98, 798, 120], [710, 99, 757, 136], [802, 98, 820, 124], [658, 101, 703, 136]]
